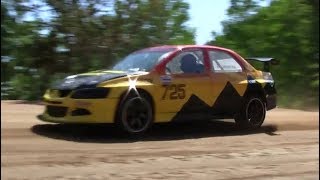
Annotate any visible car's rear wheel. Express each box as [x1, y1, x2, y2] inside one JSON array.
[[235, 96, 266, 129], [116, 93, 153, 135]]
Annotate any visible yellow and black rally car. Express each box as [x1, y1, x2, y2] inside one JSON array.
[[38, 45, 278, 135]]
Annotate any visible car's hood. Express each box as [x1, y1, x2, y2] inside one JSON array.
[[51, 70, 147, 90]]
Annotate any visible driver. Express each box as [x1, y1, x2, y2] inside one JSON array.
[[180, 54, 204, 73]]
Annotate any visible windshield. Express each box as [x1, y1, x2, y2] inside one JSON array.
[[112, 50, 174, 72]]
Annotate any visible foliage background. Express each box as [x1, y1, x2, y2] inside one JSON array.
[[1, 0, 319, 109], [207, 0, 319, 108]]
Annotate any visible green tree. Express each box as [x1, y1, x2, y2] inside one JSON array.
[[208, 0, 319, 108], [1, 2, 15, 83], [1, 0, 195, 100]]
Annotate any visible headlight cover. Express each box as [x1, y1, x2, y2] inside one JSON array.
[[51, 73, 126, 90], [71, 87, 110, 99]]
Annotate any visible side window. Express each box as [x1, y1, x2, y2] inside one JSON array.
[[209, 50, 242, 72], [166, 50, 205, 74]]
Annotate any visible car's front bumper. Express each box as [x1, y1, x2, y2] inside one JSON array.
[[38, 98, 119, 123], [266, 94, 277, 110]]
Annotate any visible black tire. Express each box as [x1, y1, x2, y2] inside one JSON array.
[[235, 95, 266, 129], [116, 92, 153, 135]]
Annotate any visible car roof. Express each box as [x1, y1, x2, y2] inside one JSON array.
[[143, 45, 253, 72], [138, 45, 234, 52]]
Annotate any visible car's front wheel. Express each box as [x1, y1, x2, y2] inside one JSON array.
[[235, 96, 266, 129], [116, 93, 153, 135]]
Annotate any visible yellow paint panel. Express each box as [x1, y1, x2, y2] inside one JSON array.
[[231, 81, 248, 96]]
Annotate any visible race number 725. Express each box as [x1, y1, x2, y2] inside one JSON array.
[[162, 84, 186, 100]]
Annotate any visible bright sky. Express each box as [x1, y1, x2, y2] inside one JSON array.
[[186, 0, 230, 45]]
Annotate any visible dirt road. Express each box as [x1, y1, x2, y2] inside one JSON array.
[[1, 101, 319, 180]]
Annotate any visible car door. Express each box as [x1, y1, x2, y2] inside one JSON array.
[[155, 48, 214, 121], [207, 49, 248, 117]]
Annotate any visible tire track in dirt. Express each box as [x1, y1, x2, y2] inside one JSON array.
[[1, 101, 319, 180]]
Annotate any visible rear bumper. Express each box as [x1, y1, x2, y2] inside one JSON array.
[[266, 94, 277, 110]]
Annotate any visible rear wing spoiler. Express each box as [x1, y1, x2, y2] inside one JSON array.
[[245, 57, 279, 72]]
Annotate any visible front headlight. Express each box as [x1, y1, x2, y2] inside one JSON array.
[[71, 87, 110, 99]]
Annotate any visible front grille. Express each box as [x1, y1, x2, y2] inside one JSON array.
[[46, 106, 68, 117], [71, 87, 109, 99]]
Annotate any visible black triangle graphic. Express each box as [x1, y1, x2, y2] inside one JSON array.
[[211, 81, 242, 116], [171, 81, 244, 121], [171, 94, 212, 121]]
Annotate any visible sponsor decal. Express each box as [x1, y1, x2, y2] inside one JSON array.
[[160, 75, 172, 85], [264, 80, 274, 83]]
